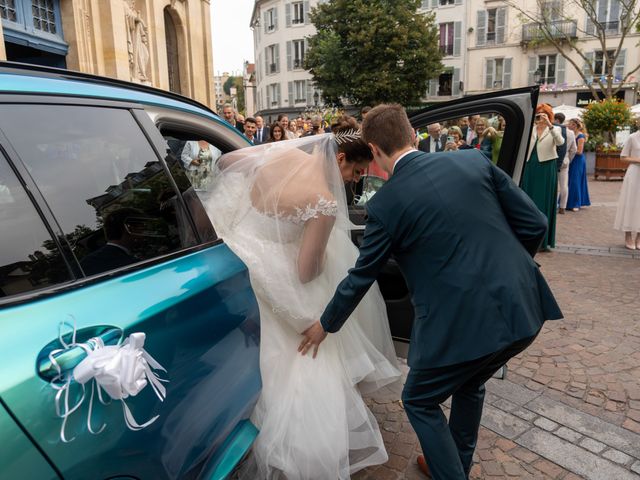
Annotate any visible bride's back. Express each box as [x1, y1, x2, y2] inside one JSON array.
[[249, 145, 334, 219]]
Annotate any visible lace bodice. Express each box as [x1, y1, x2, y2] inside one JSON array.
[[244, 194, 338, 244], [280, 195, 339, 225]]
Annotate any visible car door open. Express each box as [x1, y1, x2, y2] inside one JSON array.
[[350, 87, 537, 357]]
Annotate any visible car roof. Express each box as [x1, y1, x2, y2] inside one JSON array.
[[0, 62, 237, 133]]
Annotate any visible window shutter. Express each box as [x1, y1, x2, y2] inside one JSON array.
[[431, 0, 438, 8], [610, 0, 620, 32], [263, 11, 269, 33], [306, 82, 314, 105], [273, 7, 278, 30], [287, 41, 292, 71], [453, 68, 461, 95], [556, 55, 566, 84], [476, 10, 487, 46], [266, 86, 271, 108], [285, 3, 291, 27], [421, 0, 429, 8], [614, 49, 626, 81], [275, 44, 280, 73], [528, 56, 538, 85], [265, 47, 270, 74], [485, 59, 494, 89], [277, 84, 282, 106], [429, 79, 438, 97], [304, 38, 308, 61], [583, 51, 594, 83], [453, 22, 462, 56], [597, 0, 607, 23], [304, 1, 310, 24], [288, 81, 294, 106], [503, 58, 512, 88], [496, 8, 507, 44], [455, 0, 463, 5]]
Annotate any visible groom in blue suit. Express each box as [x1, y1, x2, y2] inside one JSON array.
[[300, 104, 562, 479]]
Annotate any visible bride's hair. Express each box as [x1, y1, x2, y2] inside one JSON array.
[[331, 115, 373, 164]]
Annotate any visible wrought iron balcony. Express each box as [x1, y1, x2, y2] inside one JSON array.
[[522, 20, 577, 43]]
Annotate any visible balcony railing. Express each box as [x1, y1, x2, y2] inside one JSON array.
[[522, 20, 577, 43], [439, 44, 454, 56], [269, 63, 277, 73]]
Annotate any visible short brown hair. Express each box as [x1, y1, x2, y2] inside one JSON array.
[[362, 104, 414, 156]]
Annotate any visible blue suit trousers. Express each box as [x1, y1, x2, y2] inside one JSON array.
[[401, 333, 539, 479]]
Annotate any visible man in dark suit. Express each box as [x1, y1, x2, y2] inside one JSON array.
[[80, 208, 139, 276], [254, 115, 269, 145], [418, 123, 447, 153], [299, 104, 562, 479]]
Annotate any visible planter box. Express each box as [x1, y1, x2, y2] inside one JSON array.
[[594, 151, 626, 180]]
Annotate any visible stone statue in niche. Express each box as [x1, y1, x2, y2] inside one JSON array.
[[124, 0, 150, 84]]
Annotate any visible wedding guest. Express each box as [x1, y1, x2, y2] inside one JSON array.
[[236, 114, 246, 134], [303, 115, 324, 136], [181, 139, 223, 190], [464, 115, 479, 144], [614, 125, 640, 249], [418, 123, 448, 153], [288, 118, 299, 138], [277, 114, 296, 140], [443, 126, 464, 151], [490, 115, 506, 165], [244, 117, 258, 144], [268, 123, 286, 142], [521, 103, 564, 250], [554, 113, 577, 214], [469, 117, 495, 160], [255, 115, 269, 145], [222, 104, 244, 133], [566, 118, 590, 212]]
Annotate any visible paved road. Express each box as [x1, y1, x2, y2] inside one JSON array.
[[356, 179, 640, 479]]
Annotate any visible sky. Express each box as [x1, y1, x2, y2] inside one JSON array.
[[210, 0, 256, 76]]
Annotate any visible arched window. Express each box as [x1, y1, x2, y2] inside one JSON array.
[[164, 7, 181, 93]]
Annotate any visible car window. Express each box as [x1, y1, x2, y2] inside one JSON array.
[[0, 156, 72, 298], [0, 105, 198, 277], [166, 136, 223, 191]]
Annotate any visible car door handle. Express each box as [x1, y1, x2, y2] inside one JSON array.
[[37, 326, 123, 381]]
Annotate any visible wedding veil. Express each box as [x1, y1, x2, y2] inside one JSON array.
[[200, 133, 399, 390]]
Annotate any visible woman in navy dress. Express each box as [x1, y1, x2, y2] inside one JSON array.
[[566, 118, 591, 211]]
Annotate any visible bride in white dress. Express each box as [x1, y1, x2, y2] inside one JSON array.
[[202, 117, 401, 479]]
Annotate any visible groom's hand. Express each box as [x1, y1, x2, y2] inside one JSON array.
[[298, 321, 328, 359]]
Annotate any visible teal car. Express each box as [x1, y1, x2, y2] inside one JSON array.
[[0, 62, 261, 480]]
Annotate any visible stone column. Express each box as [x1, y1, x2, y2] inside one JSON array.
[[0, 21, 6, 61]]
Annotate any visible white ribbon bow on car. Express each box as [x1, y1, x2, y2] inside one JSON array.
[[49, 323, 168, 442]]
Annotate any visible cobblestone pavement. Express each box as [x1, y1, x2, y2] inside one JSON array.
[[357, 179, 640, 479]]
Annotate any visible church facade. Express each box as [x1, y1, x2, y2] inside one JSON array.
[[0, 0, 214, 106]]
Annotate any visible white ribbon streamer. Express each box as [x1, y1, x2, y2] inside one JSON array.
[[49, 321, 168, 442]]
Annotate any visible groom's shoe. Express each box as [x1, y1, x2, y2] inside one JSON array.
[[417, 455, 432, 478]]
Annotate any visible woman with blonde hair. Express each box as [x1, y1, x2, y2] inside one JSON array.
[[566, 118, 591, 211], [521, 103, 564, 250]]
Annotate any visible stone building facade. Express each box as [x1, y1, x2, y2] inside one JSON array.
[[250, 0, 324, 121], [0, 0, 214, 106]]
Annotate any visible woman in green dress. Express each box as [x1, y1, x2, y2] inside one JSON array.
[[521, 104, 564, 250]]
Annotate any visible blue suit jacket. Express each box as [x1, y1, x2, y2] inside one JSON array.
[[320, 150, 562, 369]]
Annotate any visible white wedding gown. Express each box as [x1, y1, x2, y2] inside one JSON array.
[[203, 161, 401, 479]]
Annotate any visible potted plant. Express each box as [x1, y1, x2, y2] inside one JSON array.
[[582, 98, 633, 180]]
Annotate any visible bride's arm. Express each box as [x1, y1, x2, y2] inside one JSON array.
[[297, 213, 336, 284]]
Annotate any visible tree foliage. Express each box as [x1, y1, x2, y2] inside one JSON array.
[[509, 0, 640, 101], [223, 76, 246, 114], [305, 0, 443, 107], [582, 98, 633, 145]]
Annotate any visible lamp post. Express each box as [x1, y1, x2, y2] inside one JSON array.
[[533, 68, 543, 85], [313, 90, 319, 107]]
